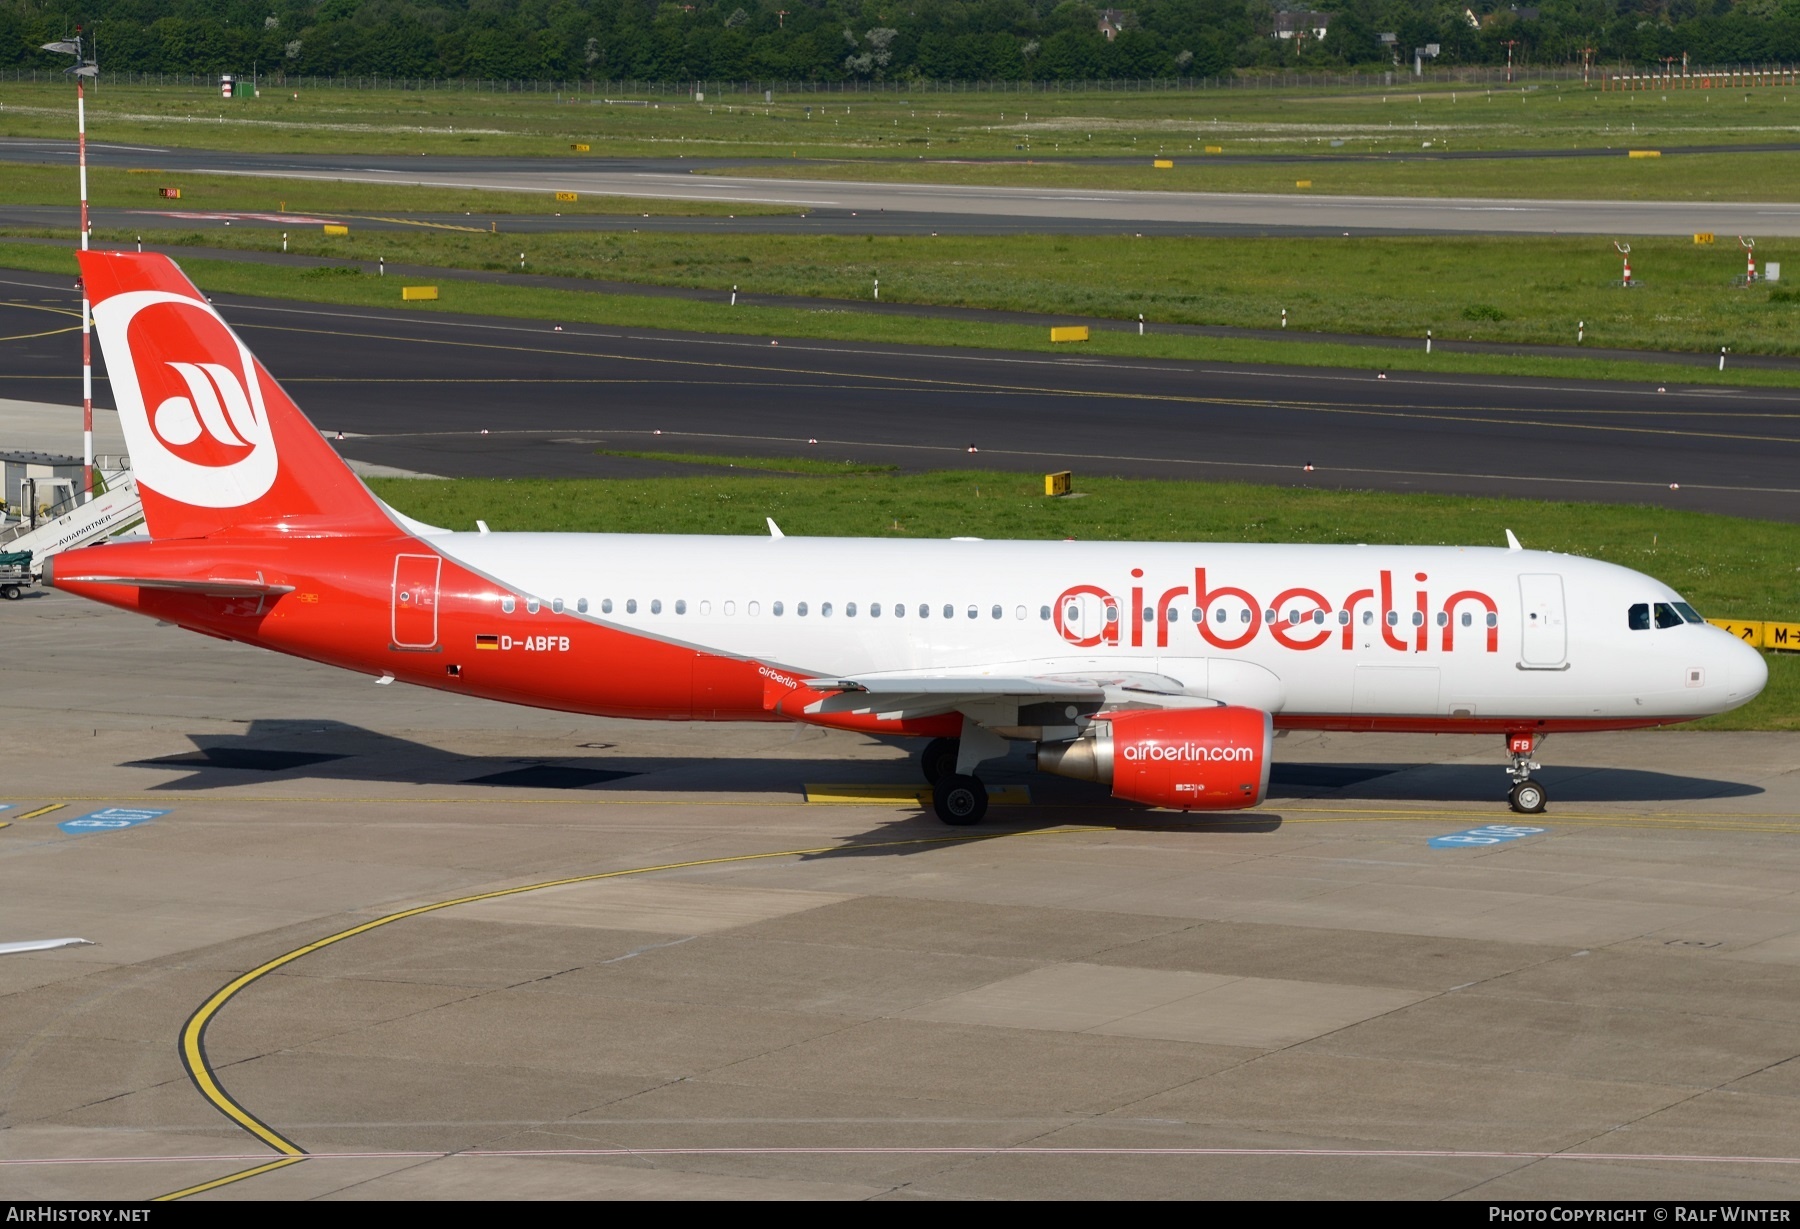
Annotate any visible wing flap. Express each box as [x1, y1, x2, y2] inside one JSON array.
[[802, 676, 1104, 697], [799, 670, 1215, 721]]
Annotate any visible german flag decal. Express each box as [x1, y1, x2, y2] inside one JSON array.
[[476, 634, 500, 650]]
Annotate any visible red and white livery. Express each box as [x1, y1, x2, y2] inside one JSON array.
[[48, 252, 1768, 822]]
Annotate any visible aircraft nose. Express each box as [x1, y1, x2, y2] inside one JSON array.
[[1718, 633, 1769, 706]]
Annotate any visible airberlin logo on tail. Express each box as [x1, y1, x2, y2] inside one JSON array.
[[155, 362, 259, 451], [91, 290, 278, 509]]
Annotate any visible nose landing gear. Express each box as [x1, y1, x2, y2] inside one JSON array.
[[1505, 731, 1547, 814]]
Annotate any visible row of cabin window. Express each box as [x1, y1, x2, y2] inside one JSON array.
[[493, 594, 1500, 631], [498, 595, 1058, 620], [1095, 604, 1500, 629]]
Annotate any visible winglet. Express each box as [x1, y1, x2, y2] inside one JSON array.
[[1505, 529, 1523, 552], [766, 517, 785, 539]]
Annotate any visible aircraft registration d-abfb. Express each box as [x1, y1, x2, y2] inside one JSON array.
[[48, 252, 1767, 822]]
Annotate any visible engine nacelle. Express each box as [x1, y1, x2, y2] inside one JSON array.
[[1036, 706, 1273, 811]]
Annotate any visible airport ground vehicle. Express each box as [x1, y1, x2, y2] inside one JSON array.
[[44, 252, 1768, 822], [0, 549, 31, 600]]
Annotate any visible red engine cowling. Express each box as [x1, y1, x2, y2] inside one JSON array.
[[1037, 706, 1273, 811]]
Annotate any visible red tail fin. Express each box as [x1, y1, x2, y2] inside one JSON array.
[[80, 250, 397, 540]]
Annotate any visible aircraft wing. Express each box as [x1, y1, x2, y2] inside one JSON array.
[[798, 670, 1212, 721]]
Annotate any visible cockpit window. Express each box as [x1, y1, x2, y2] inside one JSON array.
[[1673, 601, 1704, 624], [1654, 602, 1685, 629], [1628, 603, 1650, 631]]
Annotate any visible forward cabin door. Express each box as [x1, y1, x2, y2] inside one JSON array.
[[1518, 573, 1567, 667], [1061, 590, 1111, 646], [392, 554, 442, 649]]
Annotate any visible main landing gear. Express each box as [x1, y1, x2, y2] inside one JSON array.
[[919, 737, 988, 826], [920, 737, 959, 787], [1506, 731, 1547, 815]]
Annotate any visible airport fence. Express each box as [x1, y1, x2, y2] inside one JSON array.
[[0, 64, 1686, 96]]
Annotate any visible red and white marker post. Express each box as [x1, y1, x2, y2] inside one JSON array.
[[78, 67, 92, 502], [40, 32, 97, 501]]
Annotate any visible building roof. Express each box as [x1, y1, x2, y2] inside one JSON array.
[[0, 451, 81, 466]]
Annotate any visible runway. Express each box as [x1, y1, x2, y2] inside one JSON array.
[[2, 268, 1795, 521], [8, 137, 1800, 175], [0, 203, 1476, 240], [1, 139, 1790, 236]]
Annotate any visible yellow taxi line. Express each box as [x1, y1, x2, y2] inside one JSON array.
[[157, 826, 1092, 1201]]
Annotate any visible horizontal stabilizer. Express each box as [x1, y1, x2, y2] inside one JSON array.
[[71, 575, 296, 597]]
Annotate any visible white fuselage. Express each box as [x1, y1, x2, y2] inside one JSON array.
[[425, 533, 1767, 725]]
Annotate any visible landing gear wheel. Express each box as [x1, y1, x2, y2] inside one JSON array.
[[920, 737, 960, 786], [0, 585, 19, 601], [1508, 779, 1547, 815], [932, 774, 988, 826]]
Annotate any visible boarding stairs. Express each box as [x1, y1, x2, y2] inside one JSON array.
[[0, 467, 144, 569]]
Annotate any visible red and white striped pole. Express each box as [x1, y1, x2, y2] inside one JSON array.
[[1741, 236, 1756, 284], [78, 62, 92, 502], [39, 31, 95, 499]]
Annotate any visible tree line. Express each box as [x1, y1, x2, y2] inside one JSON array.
[[4, 1, 1797, 83]]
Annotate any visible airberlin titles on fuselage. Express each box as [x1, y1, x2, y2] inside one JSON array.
[[1054, 568, 1501, 653]]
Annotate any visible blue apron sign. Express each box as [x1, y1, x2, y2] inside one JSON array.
[[1429, 823, 1546, 849], [59, 807, 169, 835]]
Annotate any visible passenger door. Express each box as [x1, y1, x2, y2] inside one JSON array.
[[1061, 591, 1116, 646], [391, 554, 442, 649], [1518, 573, 1567, 667]]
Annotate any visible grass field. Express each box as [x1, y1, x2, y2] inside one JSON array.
[[366, 467, 1800, 731], [30, 219, 1800, 358], [7, 238, 1795, 387], [0, 164, 795, 218], [3, 78, 1799, 162]]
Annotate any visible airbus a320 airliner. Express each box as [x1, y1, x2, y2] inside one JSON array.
[[46, 252, 1767, 823]]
